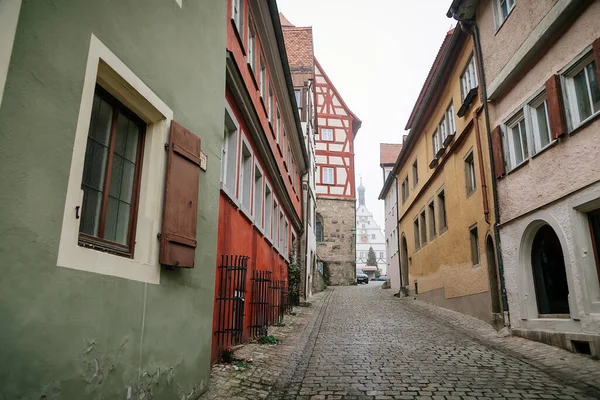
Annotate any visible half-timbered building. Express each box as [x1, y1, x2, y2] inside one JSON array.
[[212, 0, 308, 362], [314, 60, 362, 285], [280, 14, 320, 300]]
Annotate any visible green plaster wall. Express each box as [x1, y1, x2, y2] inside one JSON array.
[[0, 0, 226, 398]]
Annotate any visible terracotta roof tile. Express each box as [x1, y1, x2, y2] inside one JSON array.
[[380, 143, 402, 166], [280, 14, 314, 70], [279, 13, 295, 28]]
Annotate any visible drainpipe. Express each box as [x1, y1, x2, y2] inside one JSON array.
[[394, 176, 403, 290], [473, 110, 490, 224], [452, 14, 510, 318]]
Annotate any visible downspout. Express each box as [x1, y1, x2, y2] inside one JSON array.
[[473, 110, 490, 224], [452, 14, 510, 318], [394, 176, 403, 290]]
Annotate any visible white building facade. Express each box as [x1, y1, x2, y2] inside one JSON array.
[[356, 181, 387, 276], [380, 143, 402, 291]]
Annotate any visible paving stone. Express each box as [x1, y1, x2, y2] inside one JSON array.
[[202, 285, 600, 400]]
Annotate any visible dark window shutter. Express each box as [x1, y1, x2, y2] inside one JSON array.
[[594, 38, 600, 84], [545, 75, 566, 139], [159, 120, 201, 268], [491, 125, 505, 178]]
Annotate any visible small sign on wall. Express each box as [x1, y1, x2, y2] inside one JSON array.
[[200, 151, 207, 171]]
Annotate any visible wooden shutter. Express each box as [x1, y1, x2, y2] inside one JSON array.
[[159, 120, 201, 268], [491, 125, 505, 178], [594, 38, 600, 84], [545, 75, 566, 139]]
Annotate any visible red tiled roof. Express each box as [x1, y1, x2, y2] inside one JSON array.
[[279, 13, 295, 28], [380, 143, 402, 166], [280, 14, 314, 70]]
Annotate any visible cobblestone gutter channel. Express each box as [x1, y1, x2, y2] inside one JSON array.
[[201, 289, 332, 400]]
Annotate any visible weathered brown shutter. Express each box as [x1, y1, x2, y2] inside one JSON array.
[[159, 120, 201, 268], [545, 75, 566, 139], [491, 125, 505, 178], [594, 38, 600, 84]]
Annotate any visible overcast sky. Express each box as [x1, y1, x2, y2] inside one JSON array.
[[277, 0, 455, 229]]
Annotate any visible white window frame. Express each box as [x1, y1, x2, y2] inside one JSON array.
[[461, 56, 478, 101], [253, 160, 264, 228], [264, 183, 273, 240], [268, 86, 274, 123], [279, 210, 285, 252], [493, 0, 515, 30], [259, 57, 266, 99], [272, 200, 279, 249], [464, 150, 477, 197], [231, 0, 244, 34], [432, 129, 440, 157], [322, 167, 335, 185], [222, 102, 240, 200], [321, 127, 334, 141], [238, 134, 253, 216], [276, 107, 281, 143], [438, 116, 447, 144], [562, 51, 600, 130], [527, 92, 553, 154], [57, 35, 173, 284], [446, 102, 456, 135], [247, 17, 256, 71], [504, 111, 528, 170]]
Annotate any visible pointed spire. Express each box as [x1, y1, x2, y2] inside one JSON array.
[[358, 175, 366, 206]]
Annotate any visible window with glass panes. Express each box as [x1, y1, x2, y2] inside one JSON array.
[[529, 94, 552, 152], [259, 58, 267, 99], [465, 151, 477, 196], [446, 102, 456, 135], [461, 56, 478, 100], [432, 129, 440, 157], [79, 87, 145, 256], [565, 54, 600, 127], [231, 0, 244, 34], [247, 18, 256, 71], [439, 116, 447, 144], [323, 167, 334, 184], [506, 114, 528, 168], [496, 0, 515, 25]]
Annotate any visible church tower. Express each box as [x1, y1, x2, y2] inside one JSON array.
[[356, 182, 387, 277]]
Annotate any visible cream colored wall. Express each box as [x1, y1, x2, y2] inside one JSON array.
[[478, 2, 600, 222], [477, 0, 556, 85], [396, 36, 496, 302]]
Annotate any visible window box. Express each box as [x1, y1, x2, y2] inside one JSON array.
[[429, 158, 439, 169], [443, 133, 455, 147], [457, 87, 478, 117], [435, 147, 446, 158]]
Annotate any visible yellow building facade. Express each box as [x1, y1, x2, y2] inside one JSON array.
[[392, 29, 502, 324]]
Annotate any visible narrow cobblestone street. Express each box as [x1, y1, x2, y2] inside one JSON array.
[[204, 284, 600, 400]]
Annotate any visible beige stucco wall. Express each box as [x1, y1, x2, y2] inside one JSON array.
[[477, 0, 556, 85], [479, 2, 600, 222], [395, 34, 498, 321]]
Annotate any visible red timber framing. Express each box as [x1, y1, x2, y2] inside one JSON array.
[[212, 0, 307, 363], [314, 59, 361, 198]]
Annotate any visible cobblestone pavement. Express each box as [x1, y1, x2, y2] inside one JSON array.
[[204, 284, 600, 400]]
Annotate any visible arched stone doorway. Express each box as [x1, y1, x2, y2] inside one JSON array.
[[531, 225, 570, 315], [485, 235, 501, 314], [400, 234, 408, 288]]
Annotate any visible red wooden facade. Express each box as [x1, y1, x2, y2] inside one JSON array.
[[314, 59, 361, 198], [211, 0, 305, 363]]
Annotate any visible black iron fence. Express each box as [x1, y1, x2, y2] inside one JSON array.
[[249, 270, 271, 338], [268, 280, 286, 325], [214, 255, 248, 347]]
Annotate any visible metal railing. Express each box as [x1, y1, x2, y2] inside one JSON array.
[[214, 255, 248, 347]]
